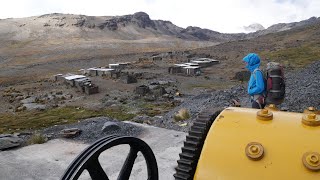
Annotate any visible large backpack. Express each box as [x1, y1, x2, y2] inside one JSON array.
[[265, 62, 286, 105]]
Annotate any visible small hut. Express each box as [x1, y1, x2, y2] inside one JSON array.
[[183, 66, 201, 76]]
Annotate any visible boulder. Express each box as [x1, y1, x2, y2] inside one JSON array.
[[101, 122, 120, 132], [120, 75, 137, 84], [135, 85, 150, 96], [60, 128, 81, 138], [0, 134, 23, 150]]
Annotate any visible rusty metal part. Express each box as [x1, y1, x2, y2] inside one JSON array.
[[302, 113, 320, 126], [302, 152, 320, 171], [257, 109, 273, 120], [245, 142, 264, 161]]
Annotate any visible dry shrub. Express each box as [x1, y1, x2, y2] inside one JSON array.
[[173, 108, 190, 121], [27, 134, 47, 145]]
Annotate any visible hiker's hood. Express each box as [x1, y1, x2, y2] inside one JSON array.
[[243, 53, 261, 72]]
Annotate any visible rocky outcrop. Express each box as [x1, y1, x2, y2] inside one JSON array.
[[132, 12, 156, 29], [97, 12, 156, 31], [0, 134, 23, 150]]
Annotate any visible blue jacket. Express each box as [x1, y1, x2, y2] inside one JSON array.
[[243, 53, 265, 96]]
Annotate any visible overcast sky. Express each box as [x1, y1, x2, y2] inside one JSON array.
[[1, 0, 319, 33]]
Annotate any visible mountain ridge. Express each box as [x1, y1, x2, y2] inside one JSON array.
[[1, 12, 319, 43]]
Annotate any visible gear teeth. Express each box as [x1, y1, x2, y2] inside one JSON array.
[[181, 146, 198, 154], [173, 172, 191, 180], [186, 135, 201, 142], [183, 140, 199, 147], [188, 130, 203, 137], [193, 121, 208, 128], [177, 159, 194, 166], [179, 152, 195, 160], [173, 109, 221, 180], [190, 126, 204, 132]]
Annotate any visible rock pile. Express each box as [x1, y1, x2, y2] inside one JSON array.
[[156, 61, 320, 131], [280, 61, 320, 112], [43, 117, 142, 143]]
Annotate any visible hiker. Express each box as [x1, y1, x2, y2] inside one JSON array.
[[243, 53, 266, 109]]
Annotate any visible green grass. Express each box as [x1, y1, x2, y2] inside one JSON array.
[[260, 43, 320, 68], [0, 106, 136, 134], [103, 106, 136, 121], [139, 102, 175, 117]]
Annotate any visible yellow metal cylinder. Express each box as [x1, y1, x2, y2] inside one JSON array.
[[194, 107, 320, 180]]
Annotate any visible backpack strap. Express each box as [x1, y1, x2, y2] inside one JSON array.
[[252, 69, 261, 85], [252, 68, 261, 79], [252, 68, 266, 98]]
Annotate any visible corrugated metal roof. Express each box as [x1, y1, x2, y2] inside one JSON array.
[[183, 66, 200, 69], [87, 68, 114, 71], [194, 58, 219, 62], [74, 77, 90, 82], [174, 64, 189, 67], [64, 75, 86, 80], [96, 68, 114, 72], [184, 63, 199, 66]]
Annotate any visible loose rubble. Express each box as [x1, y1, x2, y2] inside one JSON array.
[[43, 117, 142, 143], [152, 61, 320, 132]]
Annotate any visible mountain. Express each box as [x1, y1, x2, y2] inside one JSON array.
[[0, 12, 244, 43], [248, 16, 320, 37], [1, 12, 320, 86], [1, 12, 319, 44], [244, 23, 265, 32]]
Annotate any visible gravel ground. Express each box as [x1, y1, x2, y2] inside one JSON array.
[[279, 60, 320, 112], [154, 60, 320, 132], [43, 117, 143, 143]]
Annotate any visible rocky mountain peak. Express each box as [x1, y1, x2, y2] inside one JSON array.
[[133, 12, 150, 21], [132, 12, 155, 28], [243, 23, 265, 32], [97, 11, 155, 30]]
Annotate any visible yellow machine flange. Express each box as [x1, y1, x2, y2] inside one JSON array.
[[302, 152, 320, 171], [256, 109, 273, 120], [302, 113, 320, 126], [245, 142, 264, 160], [193, 107, 320, 180], [264, 104, 279, 111], [304, 107, 320, 115]]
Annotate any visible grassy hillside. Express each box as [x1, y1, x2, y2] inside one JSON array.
[[192, 22, 320, 77]]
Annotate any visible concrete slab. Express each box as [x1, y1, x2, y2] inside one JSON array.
[[0, 122, 186, 180]]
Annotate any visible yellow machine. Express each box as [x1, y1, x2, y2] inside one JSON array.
[[174, 106, 320, 180], [62, 105, 320, 180]]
